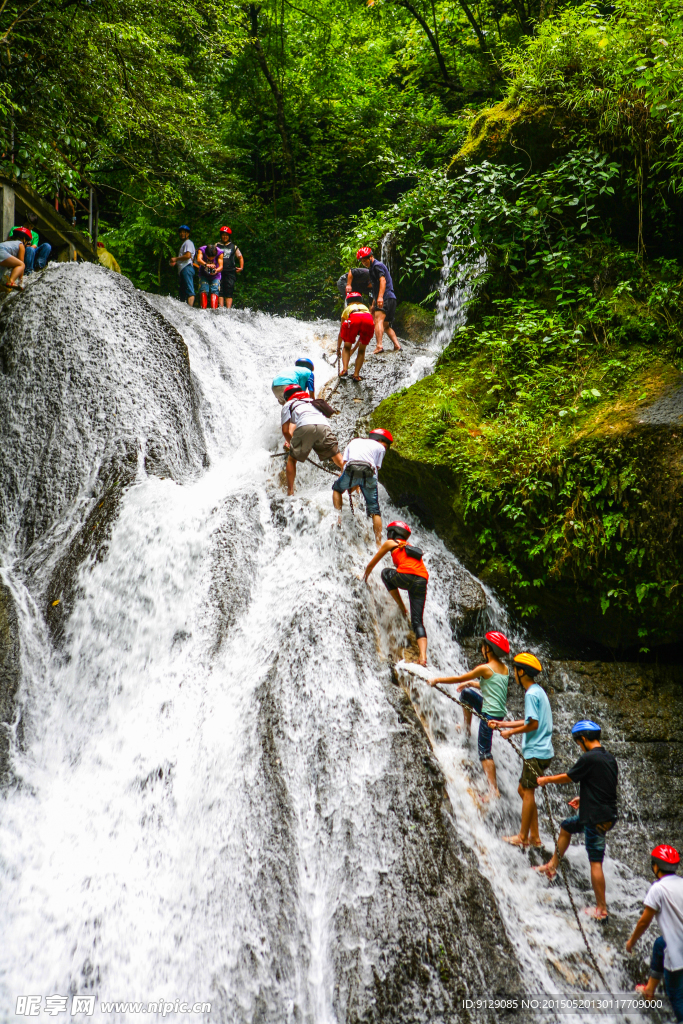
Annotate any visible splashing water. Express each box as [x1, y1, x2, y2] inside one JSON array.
[[0, 263, 664, 1023]]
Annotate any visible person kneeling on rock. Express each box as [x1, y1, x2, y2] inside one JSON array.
[[281, 384, 343, 495], [532, 718, 618, 923], [363, 520, 428, 666], [332, 429, 393, 546], [428, 630, 510, 801]]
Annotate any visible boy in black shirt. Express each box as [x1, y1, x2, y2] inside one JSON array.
[[535, 719, 618, 922]]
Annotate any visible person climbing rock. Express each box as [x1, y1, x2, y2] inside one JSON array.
[[169, 225, 196, 306], [216, 226, 243, 308], [626, 845, 683, 1020], [196, 243, 223, 309], [428, 631, 510, 801], [363, 520, 428, 665], [281, 384, 343, 495], [489, 653, 553, 846], [0, 228, 28, 289], [271, 358, 315, 405], [533, 719, 618, 923], [356, 247, 401, 354], [20, 214, 51, 273], [332, 429, 393, 545], [337, 291, 375, 381], [337, 265, 372, 303]]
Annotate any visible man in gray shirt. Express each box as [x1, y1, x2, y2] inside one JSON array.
[[169, 225, 196, 306]]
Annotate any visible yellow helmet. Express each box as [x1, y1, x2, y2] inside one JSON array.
[[513, 652, 542, 673]]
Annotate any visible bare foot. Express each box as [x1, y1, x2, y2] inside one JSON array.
[[371, 348, 383, 355], [480, 789, 500, 803], [502, 835, 528, 847], [527, 839, 543, 848], [583, 907, 609, 921], [392, 343, 401, 350], [534, 861, 557, 880]]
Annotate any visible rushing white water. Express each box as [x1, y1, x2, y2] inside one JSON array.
[[0, 266, 666, 1023]]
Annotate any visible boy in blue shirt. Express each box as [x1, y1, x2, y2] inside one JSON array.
[[490, 652, 553, 848], [271, 358, 315, 405]]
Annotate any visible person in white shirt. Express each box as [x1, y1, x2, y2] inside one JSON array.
[[281, 385, 343, 495], [169, 225, 196, 306], [626, 844, 683, 1021], [331, 429, 393, 545]]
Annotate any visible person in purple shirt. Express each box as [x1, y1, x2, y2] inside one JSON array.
[[356, 247, 401, 354]]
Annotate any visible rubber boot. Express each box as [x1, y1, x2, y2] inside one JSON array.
[[199, 292, 208, 309], [210, 293, 218, 310]]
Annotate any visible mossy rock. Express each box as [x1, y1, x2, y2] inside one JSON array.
[[0, 580, 20, 779], [448, 100, 571, 175], [393, 302, 435, 344]]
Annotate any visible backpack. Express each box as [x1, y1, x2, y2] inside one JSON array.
[[291, 397, 336, 419]]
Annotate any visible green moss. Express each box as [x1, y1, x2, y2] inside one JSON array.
[[393, 302, 435, 343], [373, 291, 683, 649], [448, 100, 571, 174]]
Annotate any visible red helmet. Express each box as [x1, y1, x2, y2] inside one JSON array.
[[11, 227, 32, 243], [652, 845, 680, 872], [387, 520, 411, 540], [368, 428, 393, 445], [346, 292, 363, 303], [356, 247, 372, 260], [218, 225, 232, 234], [284, 384, 308, 402], [485, 630, 510, 654]]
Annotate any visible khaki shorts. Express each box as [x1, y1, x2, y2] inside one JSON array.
[[272, 384, 287, 405], [520, 756, 553, 790], [290, 423, 339, 462]]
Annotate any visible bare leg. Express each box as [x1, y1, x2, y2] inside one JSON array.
[[504, 785, 540, 845], [371, 514, 382, 546], [589, 862, 608, 917], [218, 296, 224, 307], [333, 490, 343, 512], [387, 588, 408, 617], [226, 297, 233, 308], [481, 758, 500, 800], [417, 636, 427, 666], [187, 295, 195, 307], [332, 453, 344, 470], [341, 344, 352, 374], [463, 707, 473, 736], [371, 311, 385, 354], [2, 256, 24, 285], [353, 345, 366, 378], [385, 325, 401, 351], [286, 456, 297, 496], [535, 826, 571, 876]]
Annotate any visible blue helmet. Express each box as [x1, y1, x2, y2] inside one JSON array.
[[295, 358, 314, 371], [571, 719, 601, 739], [179, 224, 190, 231]]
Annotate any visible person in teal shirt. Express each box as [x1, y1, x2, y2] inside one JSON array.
[[429, 630, 510, 801], [491, 652, 554, 848], [272, 358, 315, 405]]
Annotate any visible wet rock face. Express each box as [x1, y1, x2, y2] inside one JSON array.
[[448, 565, 488, 640], [0, 262, 207, 563], [545, 660, 683, 858], [0, 580, 20, 779]]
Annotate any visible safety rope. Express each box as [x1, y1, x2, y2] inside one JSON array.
[[270, 451, 337, 475], [418, 677, 614, 995]]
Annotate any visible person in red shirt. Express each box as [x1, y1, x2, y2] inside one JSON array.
[[337, 291, 375, 381], [363, 520, 429, 665]]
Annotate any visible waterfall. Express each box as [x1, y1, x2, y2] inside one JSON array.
[[433, 233, 486, 351], [0, 263, 658, 1022]]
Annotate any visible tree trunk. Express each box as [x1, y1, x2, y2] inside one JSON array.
[[396, 0, 461, 89], [248, 4, 301, 205]]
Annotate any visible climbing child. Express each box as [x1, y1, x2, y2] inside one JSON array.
[[337, 291, 375, 381], [363, 521, 429, 666], [490, 652, 553, 846], [332, 429, 393, 546], [197, 243, 223, 309], [428, 631, 510, 801], [534, 719, 618, 922]]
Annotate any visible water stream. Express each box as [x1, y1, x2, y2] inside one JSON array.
[[0, 263, 669, 1022]]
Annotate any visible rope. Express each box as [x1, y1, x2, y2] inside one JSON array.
[[423, 679, 614, 995], [270, 451, 337, 475]]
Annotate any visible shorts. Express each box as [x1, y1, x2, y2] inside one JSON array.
[[178, 263, 195, 300], [220, 272, 236, 298], [272, 384, 288, 405], [376, 296, 396, 327], [332, 463, 380, 517], [340, 313, 375, 347], [459, 687, 500, 762], [560, 814, 613, 863], [520, 756, 553, 790], [199, 276, 220, 295], [380, 568, 427, 640], [289, 424, 339, 463]]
